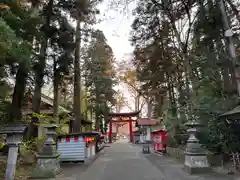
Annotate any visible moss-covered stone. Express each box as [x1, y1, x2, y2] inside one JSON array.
[[28, 154, 60, 179]]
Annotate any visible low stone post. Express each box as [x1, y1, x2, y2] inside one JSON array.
[[29, 124, 60, 179], [184, 121, 210, 174], [0, 124, 27, 180], [141, 128, 150, 154]]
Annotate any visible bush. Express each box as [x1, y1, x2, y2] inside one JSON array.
[[19, 136, 47, 164]]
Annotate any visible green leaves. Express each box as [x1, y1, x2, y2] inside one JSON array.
[[0, 18, 31, 65], [130, 0, 240, 152], [83, 29, 117, 129], [0, 18, 16, 61]]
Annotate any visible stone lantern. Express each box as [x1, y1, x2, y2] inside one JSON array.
[[40, 124, 58, 155], [0, 124, 27, 180], [184, 120, 210, 174], [29, 124, 60, 179]]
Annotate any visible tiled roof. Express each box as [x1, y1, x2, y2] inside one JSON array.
[[136, 118, 157, 126]]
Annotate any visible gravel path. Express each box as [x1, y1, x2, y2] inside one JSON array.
[[145, 152, 235, 180], [53, 140, 236, 180], [78, 140, 166, 180]]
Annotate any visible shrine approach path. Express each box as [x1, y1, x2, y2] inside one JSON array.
[[75, 139, 234, 180]]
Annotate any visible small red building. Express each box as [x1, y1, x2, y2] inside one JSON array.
[[151, 129, 168, 152]]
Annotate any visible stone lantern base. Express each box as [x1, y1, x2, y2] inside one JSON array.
[[184, 121, 211, 174], [184, 152, 210, 174], [28, 154, 60, 179]]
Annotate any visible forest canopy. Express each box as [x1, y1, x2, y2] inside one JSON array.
[[0, 0, 117, 135], [129, 0, 240, 152]]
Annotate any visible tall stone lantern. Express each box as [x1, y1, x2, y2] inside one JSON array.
[[0, 124, 27, 180], [184, 120, 210, 174], [29, 124, 60, 179]]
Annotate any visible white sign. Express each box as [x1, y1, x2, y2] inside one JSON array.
[[154, 135, 162, 143], [190, 156, 209, 167]]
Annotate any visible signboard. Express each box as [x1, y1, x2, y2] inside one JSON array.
[[191, 156, 209, 167], [154, 134, 162, 143], [185, 156, 209, 167]]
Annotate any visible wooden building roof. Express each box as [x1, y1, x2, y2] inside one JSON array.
[[108, 111, 140, 117], [22, 93, 92, 124]]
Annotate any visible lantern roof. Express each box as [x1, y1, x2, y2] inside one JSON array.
[[219, 105, 240, 121]]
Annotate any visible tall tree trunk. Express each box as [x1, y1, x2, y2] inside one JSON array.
[[155, 94, 164, 119], [30, 0, 53, 138], [63, 83, 67, 107], [8, 63, 28, 123], [147, 94, 153, 118], [166, 73, 177, 116], [215, 39, 232, 92], [135, 92, 140, 111], [30, 39, 47, 138], [95, 88, 100, 131], [73, 18, 82, 132], [103, 103, 108, 132], [229, 61, 238, 93], [53, 57, 59, 122], [32, 0, 53, 113], [219, 0, 240, 96]]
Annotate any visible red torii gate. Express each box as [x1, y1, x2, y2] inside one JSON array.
[[108, 111, 140, 143]]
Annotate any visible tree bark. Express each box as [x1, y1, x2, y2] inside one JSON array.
[[30, 0, 53, 138], [147, 94, 153, 118], [30, 38, 47, 138], [73, 18, 82, 132], [95, 87, 100, 131], [8, 63, 28, 123], [135, 92, 140, 111], [53, 57, 59, 122]]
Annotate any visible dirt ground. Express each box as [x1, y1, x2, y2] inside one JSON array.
[[0, 153, 36, 180]]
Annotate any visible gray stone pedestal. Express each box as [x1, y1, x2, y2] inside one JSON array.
[[29, 124, 60, 179], [29, 154, 60, 179], [184, 121, 210, 174], [184, 153, 210, 174]]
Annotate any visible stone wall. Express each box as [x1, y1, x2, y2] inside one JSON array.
[[166, 147, 223, 167]]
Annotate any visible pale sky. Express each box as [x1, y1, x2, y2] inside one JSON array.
[[96, 0, 136, 60], [95, 0, 137, 112], [43, 0, 139, 113]]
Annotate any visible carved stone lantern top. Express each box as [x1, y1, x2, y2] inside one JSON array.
[[0, 124, 27, 145], [185, 120, 206, 155], [0, 124, 27, 134], [43, 124, 58, 129], [185, 120, 203, 134], [43, 124, 58, 135], [185, 120, 202, 128]]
